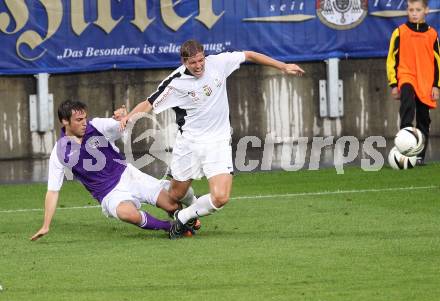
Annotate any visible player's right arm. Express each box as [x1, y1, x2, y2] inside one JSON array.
[[387, 28, 400, 100], [120, 70, 184, 130], [31, 144, 65, 241], [119, 101, 153, 130], [30, 190, 59, 241]]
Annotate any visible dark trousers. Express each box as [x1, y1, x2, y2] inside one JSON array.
[[399, 83, 430, 159]]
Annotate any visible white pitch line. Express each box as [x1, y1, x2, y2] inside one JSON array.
[[0, 185, 437, 214], [0, 205, 100, 214], [230, 185, 438, 200]]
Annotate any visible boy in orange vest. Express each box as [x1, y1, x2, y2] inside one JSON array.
[[386, 0, 440, 165]]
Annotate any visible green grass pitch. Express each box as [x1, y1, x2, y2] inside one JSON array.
[[1, 165, 439, 301]]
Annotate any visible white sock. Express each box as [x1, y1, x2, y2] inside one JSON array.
[[138, 211, 147, 227], [177, 194, 219, 224]]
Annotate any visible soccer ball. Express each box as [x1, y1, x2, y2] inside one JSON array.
[[394, 127, 424, 156], [388, 146, 417, 170]]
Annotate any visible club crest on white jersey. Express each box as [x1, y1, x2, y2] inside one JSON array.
[[203, 85, 212, 96]]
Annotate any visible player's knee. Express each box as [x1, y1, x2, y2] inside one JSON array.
[[211, 192, 230, 207], [116, 203, 140, 224]]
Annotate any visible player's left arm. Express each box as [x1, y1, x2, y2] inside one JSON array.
[[432, 36, 440, 101], [244, 51, 305, 75]]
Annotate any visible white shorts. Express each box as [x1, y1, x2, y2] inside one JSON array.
[[170, 136, 233, 181], [101, 164, 166, 219]]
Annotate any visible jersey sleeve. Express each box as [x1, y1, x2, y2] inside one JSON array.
[[212, 52, 246, 77], [90, 118, 122, 143], [433, 35, 440, 88], [151, 86, 188, 114], [147, 69, 187, 114], [386, 28, 400, 88], [47, 143, 65, 191]]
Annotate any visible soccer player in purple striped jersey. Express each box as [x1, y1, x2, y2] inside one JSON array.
[[31, 100, 195, 241]]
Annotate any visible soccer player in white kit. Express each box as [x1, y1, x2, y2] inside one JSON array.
[[120, 40, 304, 239], [31, 100, 195, 241]]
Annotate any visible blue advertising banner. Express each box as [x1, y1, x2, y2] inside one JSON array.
[[0, 0, 439, 75]]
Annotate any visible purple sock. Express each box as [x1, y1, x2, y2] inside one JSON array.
[[138, 211, 171, 231]]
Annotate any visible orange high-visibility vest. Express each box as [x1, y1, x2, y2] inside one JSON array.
[[398, 24, 438, 108]]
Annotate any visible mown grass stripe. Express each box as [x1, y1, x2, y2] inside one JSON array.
[[0, 185, 436, 214]]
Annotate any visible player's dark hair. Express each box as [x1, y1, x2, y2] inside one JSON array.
[[58, 99, 87, 122], [408, 0, 428, 7], [180, 39, 204, 61]]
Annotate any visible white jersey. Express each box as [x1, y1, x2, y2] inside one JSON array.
[[47, 118, 123, 192], [148, 52, 246, 143]]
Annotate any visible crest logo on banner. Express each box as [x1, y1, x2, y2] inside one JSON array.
[[317, 0, 368, 30]]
